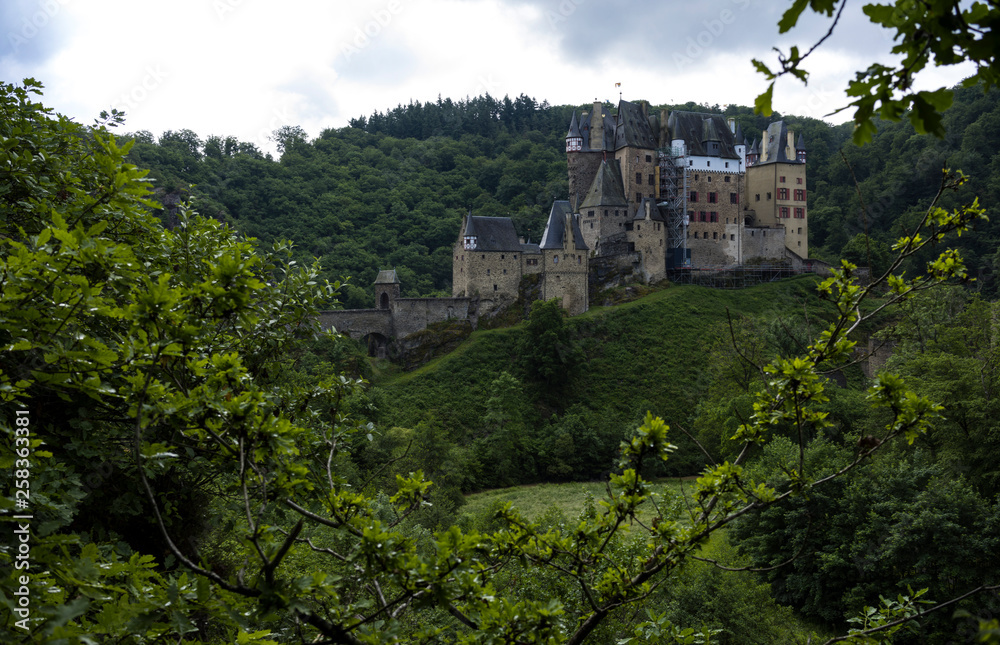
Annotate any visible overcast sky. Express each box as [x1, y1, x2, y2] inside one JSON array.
[[0, 0, 975, 154]]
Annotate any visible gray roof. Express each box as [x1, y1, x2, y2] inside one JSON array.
[[667, 111, 740, 159], [614, 100, 657, 150], [796, 133, 806, 150], [580, 160, 628, 209], [757, 121, 803, 165], [749, 138, 759, 154], [374, 269, 399, 284], [631, 197, 666, 222], [540, 202, 588, 251], [566, 111, 582, 140], [733, 122, 744, 144], [463, 216, 523, 251], [577, 109, 616, 151]]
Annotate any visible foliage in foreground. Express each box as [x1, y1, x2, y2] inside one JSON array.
[[1, 78, 997, 643]]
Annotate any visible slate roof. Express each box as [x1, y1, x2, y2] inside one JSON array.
[[580, 160, 628, 209], [666, 111, 741, 159], [578, 110, 616, 151], [464, 216, 523, 251], [614, 100, 657, 150], [374, 269, 399, 284], [631, 197, 666, 222], [540, 202, 588, 251], [797, 133, 806, 150], [566, 111, 582, 140], [757, 121, 803, 165]]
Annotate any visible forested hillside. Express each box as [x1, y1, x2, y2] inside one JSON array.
[[123, 84, 1000, 305]]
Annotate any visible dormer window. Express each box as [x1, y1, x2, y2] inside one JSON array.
[[463, 236, 477, 250], [566, 136, 582, 152]]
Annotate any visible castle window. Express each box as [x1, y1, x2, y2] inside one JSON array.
[[588, 210, 594, 217], [766, 192, 771, 200], [725, 162, 729, 168], [700, 211, 707, 222], [636, 192, 642, 201], [731, 234, 735, 240], [707, 161, 711, 167], [730, 192, 738, 204], [795, 207, 805, 219], [615, 210, 619, 216], [553, 256, 558, 264], [724, 175, 730, 182], [482, 254, 485, 259], [780, 176, 786, 183], [514, 254, 517, 259], [604, 210, 608, 216], [494, 284, 498, 291], [710, 212, 718, 222], [501, 254, 504, 259], [778, 188, 789, 200], [798, 241, 801, 246], [798, 227, 802, 234], [637, 224, 641, 231], [708, 192, 717, 203], [794, 189, 805, 201], [713, 232, 718, 239], [636, 172, 642, 184], [503, 269, 507, 274], [690, 191, 698, 202], [797, 177, 803, 184], [648, 174, 654, 185], [694, 174, 698, 180], [646, 154, 652, 162], [694, 232, 699, 239], [689, 160, 693, 166], [707, 176, 712, 182], [577, 256, 581, 265], [487, 269, 490, 275], [755, 194, 760, 202], [590, 222, 593, 229], [780, 206, 790, 218]]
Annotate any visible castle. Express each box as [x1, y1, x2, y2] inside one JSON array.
[[453, 99, 814, 315], [321, 99, 816, 358]]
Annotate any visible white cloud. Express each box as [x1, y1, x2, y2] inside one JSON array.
[[0, 0, 979, 154]]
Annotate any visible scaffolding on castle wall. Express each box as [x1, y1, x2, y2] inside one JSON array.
[[668, 263, 826, 289], [657, 146, 687, 262]]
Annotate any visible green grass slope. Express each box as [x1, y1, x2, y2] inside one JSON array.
[[371, 275, 835, 487]]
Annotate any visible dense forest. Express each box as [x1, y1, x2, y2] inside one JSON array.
[[3, 72, 1000, 645]]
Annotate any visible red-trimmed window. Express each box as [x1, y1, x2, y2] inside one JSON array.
[[700, 211, 707, 222], [780, 206, 790, 218], [794, 189, 805, 201], [778, 188, 789, 200], [708, 192, 718, 203], [794, 207, 805, 219], [710, 211, 718, 222], [690, 191, 698, 202]]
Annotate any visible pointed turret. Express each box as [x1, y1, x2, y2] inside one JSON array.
[[462, 212, 478, 250], [566, 111, 583, 152], [747, 138, 760, 166], [796, 133, 807, 163]]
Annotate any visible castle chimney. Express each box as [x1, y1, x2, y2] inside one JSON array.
[[591, 100, 604, 151]]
